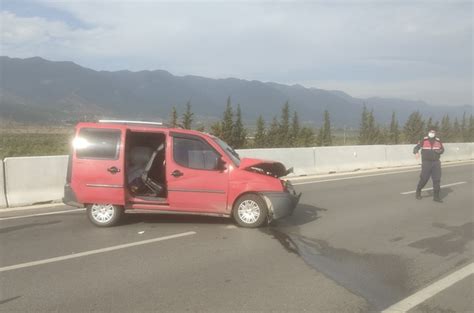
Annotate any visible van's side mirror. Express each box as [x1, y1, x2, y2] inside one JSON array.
[[216, 157, 226, 171]]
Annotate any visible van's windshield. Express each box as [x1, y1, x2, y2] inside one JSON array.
[[212, 137, 241, 167]]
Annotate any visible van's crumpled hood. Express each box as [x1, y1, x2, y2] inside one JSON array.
[[240, 158, 292, 178]]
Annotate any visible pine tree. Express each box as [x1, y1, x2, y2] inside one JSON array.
[[440, 114, 452, 142], [278, 101, 290, 147], [221, 97, 234, 145], [254, 115, 266, 148], [359, 105, 369, 144], [289, 111, 300, 147], [378, 127, 389, 144], [433, 120, 440, 134], [425, 117, 434, 133], [469, 115, 474, 142], [232, 104, 246, 148], [195, 125, 205, 132], [452, 118, 461, 142], [181, 101, 194, 130], [366, 109, 380, 144], [389, 111, 400, 144], [461, 112, 469, 142], [210, 121, 222, 138], [298, 127, 315, 147], [169, 106, 178, 127], [317, 110, 332, 146], [403, 111, 425, 143], [267, 117, 280, 148]]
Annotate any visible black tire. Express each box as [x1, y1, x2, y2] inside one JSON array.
[[233, 194, 268, 228], [87, 204, 123, 227]]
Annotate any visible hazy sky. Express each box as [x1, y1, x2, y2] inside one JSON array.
[[1, 0, 472, 105]]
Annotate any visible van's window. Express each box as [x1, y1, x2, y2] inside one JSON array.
[[76, 128, 121, 159], [173, 137, 220, 170]]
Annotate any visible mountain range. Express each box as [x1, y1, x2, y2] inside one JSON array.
[[0, 56, 471, 127]]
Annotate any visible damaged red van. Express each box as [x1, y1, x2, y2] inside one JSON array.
[[63, 120, 300, 228]]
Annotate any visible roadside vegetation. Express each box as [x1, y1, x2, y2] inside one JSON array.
[[171, 99, 474, 149], [1, 100, 472, 159], [0, 126, 73, 159]]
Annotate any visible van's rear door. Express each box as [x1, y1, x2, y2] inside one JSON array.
[[71, 123, 127, 206]]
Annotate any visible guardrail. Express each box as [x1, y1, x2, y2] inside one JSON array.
[[0, 143, 472, 208]]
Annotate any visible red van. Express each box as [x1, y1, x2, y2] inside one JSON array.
[[63, 120, 300, 228]]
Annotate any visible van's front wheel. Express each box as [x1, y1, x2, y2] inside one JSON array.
[[87, 204, 123, 227], [233, 194, 268, 228]]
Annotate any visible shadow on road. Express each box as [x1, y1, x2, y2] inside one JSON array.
[[120, 213, 231, 226], [422, 187, 454, 200], [0, 296, 22, 305], [0, 221, 61, 234], [271, 203, 327, 228], [408, 222, 474, 257], [120, 203, 324, 227]]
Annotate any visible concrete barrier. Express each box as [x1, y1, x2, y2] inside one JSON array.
[[0, 160, 7, 208], [385, 144, 420, 167], [313, 145, 387, 174], [4, 155, 69, 207], [443, 143, 474, 162], [237, 147, 315, 176]]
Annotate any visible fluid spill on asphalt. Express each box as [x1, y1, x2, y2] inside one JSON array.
[[408, 222, 473, 257], [262, 227, 410, 311]]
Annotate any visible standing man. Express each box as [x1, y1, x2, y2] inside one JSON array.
[[413, 129, 445, 202]]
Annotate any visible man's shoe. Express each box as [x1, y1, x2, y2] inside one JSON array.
[[433, 191, 442, 202], [416, 191, 422, 200]]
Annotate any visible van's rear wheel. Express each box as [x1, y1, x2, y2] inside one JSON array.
[[87, 204, 123, 227], [233, 194, 268, 228]]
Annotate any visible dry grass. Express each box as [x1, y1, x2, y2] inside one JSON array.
[[0, 125, 74, 159]]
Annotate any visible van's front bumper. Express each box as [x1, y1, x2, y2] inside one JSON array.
[[260, 189, 301, 221], [62, 184, 83, 208]]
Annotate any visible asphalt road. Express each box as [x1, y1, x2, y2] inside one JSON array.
[[1, 161, 473, 312]]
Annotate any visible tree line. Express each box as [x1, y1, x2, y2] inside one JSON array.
[[168, 100, 474, 149], [359, 107, 473, 145]]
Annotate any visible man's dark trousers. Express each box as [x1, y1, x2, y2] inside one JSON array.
[[417, 160, 441, 196]]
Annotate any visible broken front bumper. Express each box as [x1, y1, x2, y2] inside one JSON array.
[[260, 189, 301, 221]]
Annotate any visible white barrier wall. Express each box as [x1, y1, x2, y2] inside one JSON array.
[[4, 155, 69, 207], [0, 161, 7, 208], [385, 144, 419, 167], [443, 143, 474, 161], [313, 145, 387, 174]]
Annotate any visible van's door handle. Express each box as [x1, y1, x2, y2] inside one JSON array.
[[107, 166, 120, 174], [171, 170, 183, 177]]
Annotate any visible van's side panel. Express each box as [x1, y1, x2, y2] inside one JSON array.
[[71, 123, 127, 206], [166, 132, 229, 213]]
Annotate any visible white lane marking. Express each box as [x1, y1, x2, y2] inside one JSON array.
[[0, 208, 86, 221], [381, 263, 474, 313], [0, 231, 196, 273], [292, 162, 473, 186], [400, 182, 467, 195]]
